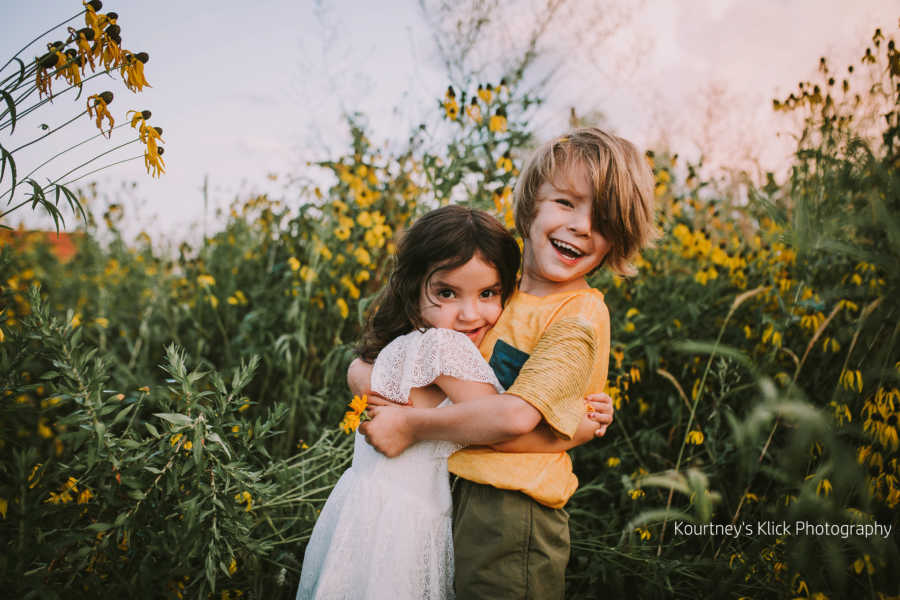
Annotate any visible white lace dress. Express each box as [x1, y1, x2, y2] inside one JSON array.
[[296, 328, 503, 600]]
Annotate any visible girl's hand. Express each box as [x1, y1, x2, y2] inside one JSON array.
[[585, 392, 614, 437], [359, 405, 417, 457]]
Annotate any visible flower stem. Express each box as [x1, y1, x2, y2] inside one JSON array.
[[0, 11, 85, 76], [10, 109, 88, 154]]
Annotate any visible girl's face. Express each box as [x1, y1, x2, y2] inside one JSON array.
[[419, 253, 503, 347]]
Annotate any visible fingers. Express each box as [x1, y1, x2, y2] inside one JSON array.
[[594, 424, 608, 438], [366, 395, 391, 407]]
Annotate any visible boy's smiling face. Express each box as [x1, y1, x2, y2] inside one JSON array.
[[520, 163, 610, 296]]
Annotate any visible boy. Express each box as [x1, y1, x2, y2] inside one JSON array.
[[355, 128, 657, 598]]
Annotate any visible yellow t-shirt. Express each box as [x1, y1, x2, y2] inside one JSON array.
[[448, 287, 610, 508]]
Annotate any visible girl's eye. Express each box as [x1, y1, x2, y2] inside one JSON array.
[[555, 198, 573, 208], [480, 288, 499, 298], [437, 289, 454, 299]]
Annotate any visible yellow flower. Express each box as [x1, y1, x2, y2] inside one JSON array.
[[348, 394, 368, 414], [839, 369, 863, 392], [120, 51, 151, 92], [334, 225, 351, 241], [629, 366, 641, 383], [611, 346, 624, 370], [623, 322, 636, 333], [171, 433, 183, 447], [228, 558, 237, 575], [466, 97, 483, 123], [300, 266, 316, 282], [625, 307, 640, 319], [477, 83, 494, 104], [852, 554, 875, 575], [339, 410, 361, 434], [208, 295, 219, 309], [628, 489, 645, 500], [94, 317, 109, 328], [197, 274, 216, 287], [86, 92, 115, 138], [635, 527, 651, 541], [78, 488, 93, 504], [234, 491, 252, 512], [288, 257, 301, 271], [138, 386, 150, 393], [37, 418, 53, 439], [337, 298, 349, 319], [0, 497, 7, 519], [488, 108, 507, 133], [357, 211, 374, 228], [606, 457, 621, 467], [444, 94, 459, 121], [71, 313, 82, 328], [816, 478, 832, 497], [0, 327, 4, 343], [355, 270, 370, 284], [687, 430, 704, 445], [184, 440, 193, 451], [354, 247, 371, 266]]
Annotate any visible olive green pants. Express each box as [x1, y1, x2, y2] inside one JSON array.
[[452, 478, 570, 600]]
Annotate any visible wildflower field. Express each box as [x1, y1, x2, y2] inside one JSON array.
[[1, 4, 899, 599]]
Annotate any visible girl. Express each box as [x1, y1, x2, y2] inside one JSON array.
[[297, 206, 602, 600]]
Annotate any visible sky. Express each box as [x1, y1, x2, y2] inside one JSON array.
[[1, 0, 897, 246]]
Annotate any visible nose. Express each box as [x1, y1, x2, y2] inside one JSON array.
[[457, 297, 479, 322], [567, 206, 591, 236]]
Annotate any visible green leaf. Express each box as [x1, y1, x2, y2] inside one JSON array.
[[206, 432, 232, 459], [55, 184, 87, 225], [112, 403, 136, 425], [1, 89, 16, 134], [145, 422, 160, 438], [86, 522, 114, 532], [0, 142, 16, 196], [153, 412, 193, 427]]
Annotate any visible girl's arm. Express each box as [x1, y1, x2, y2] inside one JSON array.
[[350, 358, 613, 454]]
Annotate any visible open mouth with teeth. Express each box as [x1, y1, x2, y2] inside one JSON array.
[[457, 326, 486, 342], [550, 238, 585, 261]]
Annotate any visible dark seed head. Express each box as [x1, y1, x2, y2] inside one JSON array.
[[486, 83, 493, 91], [446, 86, 455, 98], [110, 33, 121, 45], [153, 127, 163, 135], [105, 24, 120, 38], [99, 91, 114, 104], [37, 53, 57, 69], [106, 12, 118, 20], [65, 48, 77, 58], [158, 147, 165, 155], [49, 40, 64, 51], [135, 52, 149, 63], [78, 27, 95, 41], [141, 110, 152, 119], [87, 0, 103, 10]]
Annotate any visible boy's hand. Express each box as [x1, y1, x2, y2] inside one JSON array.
[[586, 392, 614, 437], [359, 405, 416, 457]]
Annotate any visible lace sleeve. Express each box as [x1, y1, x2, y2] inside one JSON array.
[[370, 328, 503, 404]]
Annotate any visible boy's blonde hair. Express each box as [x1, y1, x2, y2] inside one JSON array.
[[513, 127, 658, 276]]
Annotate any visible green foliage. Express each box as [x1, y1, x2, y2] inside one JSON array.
[[1, 21, 899, 600]]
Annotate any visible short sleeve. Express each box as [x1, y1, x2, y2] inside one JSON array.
[[506, 317, 596, 439], [371, 329, 503, 404]]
